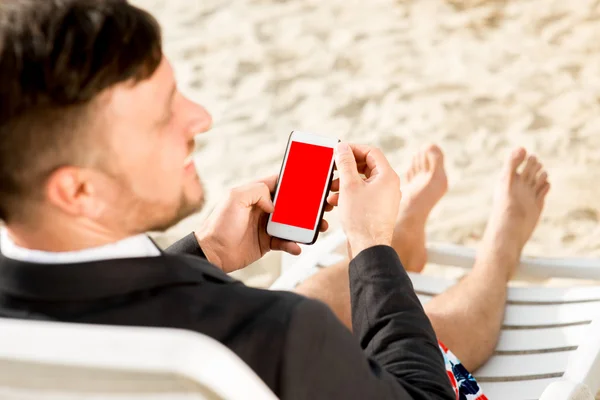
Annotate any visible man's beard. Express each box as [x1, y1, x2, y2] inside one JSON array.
[[97, 161, 206, 235], [144, 190, 205, 232], [108, 176, 206, 235]]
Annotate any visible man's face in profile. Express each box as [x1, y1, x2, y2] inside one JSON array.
[[93, 57, 212, 233]]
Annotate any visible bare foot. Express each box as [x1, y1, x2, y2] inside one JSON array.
[[391, 144, 448, 272], [480, 148, 550, 279]]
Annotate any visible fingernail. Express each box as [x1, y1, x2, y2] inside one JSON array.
[[336, 142, 350, 155]]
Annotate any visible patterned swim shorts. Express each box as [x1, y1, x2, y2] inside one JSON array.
[[439, 341, 488, 400]]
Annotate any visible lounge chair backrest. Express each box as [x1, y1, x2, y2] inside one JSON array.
[[0, 318, 278, 400]]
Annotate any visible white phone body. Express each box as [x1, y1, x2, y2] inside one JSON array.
[[267, 131, 338, 244]]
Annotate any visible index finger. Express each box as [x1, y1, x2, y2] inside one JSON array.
[[347, 144, 393, 179], [345, 144, 372, 165]]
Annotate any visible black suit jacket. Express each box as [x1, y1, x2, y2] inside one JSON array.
[[0, 234, 454, 400]]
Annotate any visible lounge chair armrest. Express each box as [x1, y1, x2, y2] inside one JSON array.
[[427, 242, 600, 280], [539, 380, 594, 400]]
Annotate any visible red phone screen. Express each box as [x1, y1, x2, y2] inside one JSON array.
[[272, 141, 334, 230]]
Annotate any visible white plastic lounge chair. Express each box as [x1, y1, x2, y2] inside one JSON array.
[[271, 229, 600, 400], [1, 232, 598, 400], [0, 318, 277, 400]]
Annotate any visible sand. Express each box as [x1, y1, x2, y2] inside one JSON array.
[[129, 0, 600, 287]]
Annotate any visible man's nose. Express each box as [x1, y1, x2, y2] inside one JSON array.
[[185, 98, 213, 136]]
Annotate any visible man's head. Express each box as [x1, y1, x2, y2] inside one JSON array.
[[0, 0, 212, 240]]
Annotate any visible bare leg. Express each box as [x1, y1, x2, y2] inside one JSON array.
[[295, 262, 354, 328], [424, 148, 550, 370], [391, 144, 448, 272], [296, 146, 550, 371]]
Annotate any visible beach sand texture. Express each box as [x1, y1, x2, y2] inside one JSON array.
[[130, 0, 600, 286]]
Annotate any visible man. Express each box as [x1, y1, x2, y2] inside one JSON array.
[[0, 1, 550, 399], [0, 1, 454, 399]]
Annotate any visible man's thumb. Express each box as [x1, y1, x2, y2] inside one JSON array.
[[335, 143, 359, 182]]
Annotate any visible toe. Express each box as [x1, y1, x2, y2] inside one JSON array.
[[535, 171, 548, 185], [504, 147, 527, 176], [424, 144, 444, 170], [527, 163, 543, 186], [521, 155, 539, 182], [535, 171, 548, 191], [418, 150, 426, 172], [406, 165, 416, 182], [405, 157, 418, 181], [424, 144, 443, 157], [537, 181, 551, 200]]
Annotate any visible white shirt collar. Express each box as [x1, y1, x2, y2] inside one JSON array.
[[0, 229, 161, 264]]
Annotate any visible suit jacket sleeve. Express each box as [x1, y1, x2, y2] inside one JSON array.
[[280, 245, 454, 400], [165, 233, 207, 259]]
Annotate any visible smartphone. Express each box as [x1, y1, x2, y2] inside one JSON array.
[[267, 131, 338, 245]]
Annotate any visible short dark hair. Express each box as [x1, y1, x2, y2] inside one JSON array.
[[0, 0, 162, 222]]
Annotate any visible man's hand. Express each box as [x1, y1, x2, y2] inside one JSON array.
[[327, 143, 401, 259], [195, 175, 331, 273]]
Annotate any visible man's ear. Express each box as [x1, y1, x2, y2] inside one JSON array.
[[45, 166, 98, 218]]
